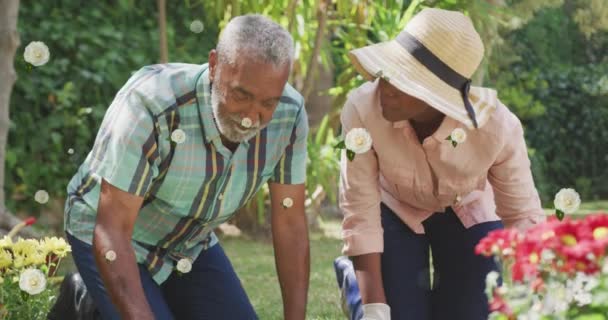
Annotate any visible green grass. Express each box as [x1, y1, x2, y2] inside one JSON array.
[[221, 232, 345, 320]]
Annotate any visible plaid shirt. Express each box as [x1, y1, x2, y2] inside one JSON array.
[[64, 63, 308, 284]]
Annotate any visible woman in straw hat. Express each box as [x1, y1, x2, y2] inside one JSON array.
[[334, 8, 545, 320]]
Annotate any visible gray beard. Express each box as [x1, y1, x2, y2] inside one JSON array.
[[210, 82, 260, 143]]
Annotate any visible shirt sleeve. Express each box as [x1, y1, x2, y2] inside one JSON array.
[[88, 91, 161, 197], [270, 103, 309, 185], [488, 114, 545, 229], [339, 100, 383, 256]]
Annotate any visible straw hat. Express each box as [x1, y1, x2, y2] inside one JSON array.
[[348, 8, 498, 129]]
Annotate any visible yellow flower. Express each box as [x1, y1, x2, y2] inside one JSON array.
[[24, 251, 46, 266], [41, 237, 71, 258], [0, 250, 12, 269], [0, 236, 12, 250], [12, 238, 40, 256], [12, 254, 25, 269]]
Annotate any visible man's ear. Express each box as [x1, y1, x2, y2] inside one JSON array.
[[208, 49, 217, 82]]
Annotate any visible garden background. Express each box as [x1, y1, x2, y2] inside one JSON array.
[[0, 0, 607, 318]]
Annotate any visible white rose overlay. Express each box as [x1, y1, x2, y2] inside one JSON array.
[[24, 41, 50, 67], [282, 197, 294, 208], [554, 188, 581, 215], [450, 128, 467, 144], [105, 250, 117, 262], [241, 117, 253, 129], [19, 269, 47, 295], [344, 128, 372, 154], [171, 129, 187, 144], [190, 20, 205, 33], [177, 258, 192, 273], [34, 190, 49, 204]]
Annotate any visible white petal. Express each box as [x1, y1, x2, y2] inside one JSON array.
[[450, 128, 467, 144], [189, 20, 205, 33], [554, 188, 581, 214], [171, 129, 187, 144], [241, 117, 253, 128], [344, 128, 372, 154], [24, 41, 50, 67], [105, 250, 117, 261], [282, 197, 294, 208], [19, 269, 47, 295], [177, 258, 192, 273], [34, 190, 49, 204]]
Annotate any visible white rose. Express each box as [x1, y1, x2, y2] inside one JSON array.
[[450, 128, 467, 144], [19, 269, 47, 295], [171, 129, 187, 144], [67, 148, 75, 155], [105, 250, 117, 262], [177, 258, 192, 273], [24, 41, 50, 67], [190, 20, 205, 33], [241, 117, 253, 129], [554, 188, 581, 214], [282, 197, 294, 208], [344, 128, 372, 154], [34, 190, 49, 204]]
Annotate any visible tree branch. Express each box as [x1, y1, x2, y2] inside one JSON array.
[[286, 0, 299, 34], [157, 0, 168, 63], [301, 0, 331, 101]]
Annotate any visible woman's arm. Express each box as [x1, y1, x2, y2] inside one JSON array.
[[488, 116, 545, 229]]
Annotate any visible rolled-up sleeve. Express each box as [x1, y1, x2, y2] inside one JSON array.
[[488, 115, 545, 229], [339, 100, 383, 256], [270, 101, 309, 185], [89, 92, 161, 197]]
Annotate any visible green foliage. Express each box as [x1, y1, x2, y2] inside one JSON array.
[[488, 6, 608, 202], [306, 115, 340, 204], [7, 1, 218, 212], [525, 65, 608, 202], [7, 0, 607, 228]]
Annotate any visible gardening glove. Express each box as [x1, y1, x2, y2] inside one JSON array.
[[361, 303, 391, 320]]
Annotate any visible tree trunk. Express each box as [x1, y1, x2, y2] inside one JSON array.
[[157, 0, 168, 63], [0, 0, 20, 216], [0, 0, 38, 238], [301, 0, 331, 101]]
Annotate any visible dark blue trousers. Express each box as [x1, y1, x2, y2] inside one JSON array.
[[337, 204, 503, 320], [382, 204, 502, 320], [66, 232, 257, 320]]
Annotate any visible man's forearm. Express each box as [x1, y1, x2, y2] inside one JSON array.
[[272, 212, 310, 320], [93, 227, 154, 320]]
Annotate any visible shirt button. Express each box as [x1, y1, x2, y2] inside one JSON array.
[[218, 193, 224, 200], [455, 195, 462, 204]]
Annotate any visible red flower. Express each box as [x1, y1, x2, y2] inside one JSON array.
[[489, 291, 512, 316], [24, 217, 36, 226], [475, 229, 521, 257]]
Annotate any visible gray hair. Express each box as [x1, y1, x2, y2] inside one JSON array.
[[216, 14, 294, 70]]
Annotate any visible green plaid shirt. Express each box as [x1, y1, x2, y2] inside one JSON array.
[[64, 63, 308, 284]]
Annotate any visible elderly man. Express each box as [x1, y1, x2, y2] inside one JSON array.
[[63, 15, 309, 320]]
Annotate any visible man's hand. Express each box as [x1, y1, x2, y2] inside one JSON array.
[[268, 182, 310, 320], [93, 179, 154, 320]]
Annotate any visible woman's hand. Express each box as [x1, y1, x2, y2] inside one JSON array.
[[362, 303, 391, 320]]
